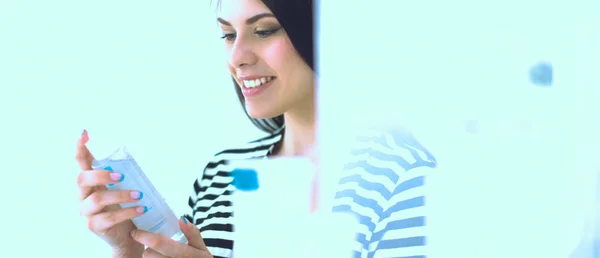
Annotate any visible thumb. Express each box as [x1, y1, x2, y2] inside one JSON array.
[[75, 129, 94, 170], [180, 216, 209, 252]]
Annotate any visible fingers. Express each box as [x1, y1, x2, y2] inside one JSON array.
[[76, 129, 94, 171], [180, 216, 209, 252], [131, 230, 206, 258], [80, 190, 143, 216], [77, 169, 124, 200], [87, 206, 147, 234], [77, 169, 124, 188], [131, 230, 183, 256], [76, 130, 97, 200], [141, 248, 168, 258]]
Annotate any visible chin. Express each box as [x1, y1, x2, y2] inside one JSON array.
[[246, 110, 280, 119], [245, 104, 282, 119]]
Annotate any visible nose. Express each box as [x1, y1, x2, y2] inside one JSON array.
[[229, 37, 258, 68]]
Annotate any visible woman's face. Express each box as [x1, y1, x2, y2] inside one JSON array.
[[217, 0, 314, 119]]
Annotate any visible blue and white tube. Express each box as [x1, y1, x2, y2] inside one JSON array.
[[92, 147, 188, 244]]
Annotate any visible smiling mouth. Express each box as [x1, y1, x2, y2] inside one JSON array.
[[239, 76, 276, 88]]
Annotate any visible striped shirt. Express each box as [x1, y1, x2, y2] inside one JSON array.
[[185, 126, 437, 258]]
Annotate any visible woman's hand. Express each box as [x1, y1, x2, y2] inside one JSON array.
[[130, 217, 214, 258], [76, 130, 145, 257]]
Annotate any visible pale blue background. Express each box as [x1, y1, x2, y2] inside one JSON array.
[[317, 0, 600, 257]]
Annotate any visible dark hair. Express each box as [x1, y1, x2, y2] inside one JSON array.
[[218, 0, 315, 134]]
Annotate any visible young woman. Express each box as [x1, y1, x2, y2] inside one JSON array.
[[74, 0, 437, 257]]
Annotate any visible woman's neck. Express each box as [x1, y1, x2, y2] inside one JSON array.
[[276, 96, 316, 157]]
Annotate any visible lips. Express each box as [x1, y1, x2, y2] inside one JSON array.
[[239, 77, 276, 97]]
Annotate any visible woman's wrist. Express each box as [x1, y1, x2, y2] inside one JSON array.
[[111, 243, 144, 258]]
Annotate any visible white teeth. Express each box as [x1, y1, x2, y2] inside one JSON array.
[[242, 77, 273, 88]]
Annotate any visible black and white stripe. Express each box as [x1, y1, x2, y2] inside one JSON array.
[[332, 127, 437, 258], [185, 126, 436, 258], [185, 129, 283, 258]]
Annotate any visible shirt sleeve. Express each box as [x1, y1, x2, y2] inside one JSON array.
[[333, 126, 437, 257]]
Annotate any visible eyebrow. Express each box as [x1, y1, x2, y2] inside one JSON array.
[[217, 13, 275, 26]]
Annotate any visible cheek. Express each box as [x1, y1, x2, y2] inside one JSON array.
[[225, 46, 235, 72], [263, 39, 297, 74]]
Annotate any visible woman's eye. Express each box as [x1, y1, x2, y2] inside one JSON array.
[[255, 28, 280, 38], [220, 33, 236, 42]]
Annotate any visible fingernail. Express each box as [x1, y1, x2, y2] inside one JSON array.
[[181, 216, 189, 224], [81, 130, 85, 136], [136, 206, 148, 213], [109, 172, 124, 182], [130, 191, 143, 200], [105, 167, 117, 186]]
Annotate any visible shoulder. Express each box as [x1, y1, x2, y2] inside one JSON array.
[[188, 128, 284, 204], [212, 130, 283, 161], [198, 131, 282, 181], [348, 125, 437, 171]]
